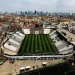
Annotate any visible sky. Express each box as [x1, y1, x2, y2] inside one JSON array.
[[0, 0, 75, 13]]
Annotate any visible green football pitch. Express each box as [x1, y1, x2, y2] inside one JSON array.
[[19, 34, 58, 53]]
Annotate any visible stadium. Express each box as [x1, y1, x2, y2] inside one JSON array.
[[1, 26, 75, 60]]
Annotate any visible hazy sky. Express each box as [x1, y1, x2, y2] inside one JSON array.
[[0, 0, 75, 13]]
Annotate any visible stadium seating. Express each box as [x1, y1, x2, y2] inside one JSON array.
[[18, 62, 75, 75], [3, 31, 25, 54], [50, 31, 74, 54], [4, 43, 18, 52]]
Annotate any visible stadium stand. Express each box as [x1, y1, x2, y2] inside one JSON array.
[[50, 31, 74, 54], [65, 70, 75, 75], [18, 62, 75, 75], [11, 35, 22, 43], [4, 43, 18, 52], [9, 39, 20, 45], [3, 31, 25, 55]]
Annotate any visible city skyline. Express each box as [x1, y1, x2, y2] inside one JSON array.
[[0, 0, 75, 13]]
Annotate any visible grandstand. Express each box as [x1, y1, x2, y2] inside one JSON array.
[[65, 70, 75, 75], [50, 30, 74, 54], [3, 31, 25, 55], [18, 62, 75, 75]]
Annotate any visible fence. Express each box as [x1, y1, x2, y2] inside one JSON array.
[[2, 52, 74, 60]]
